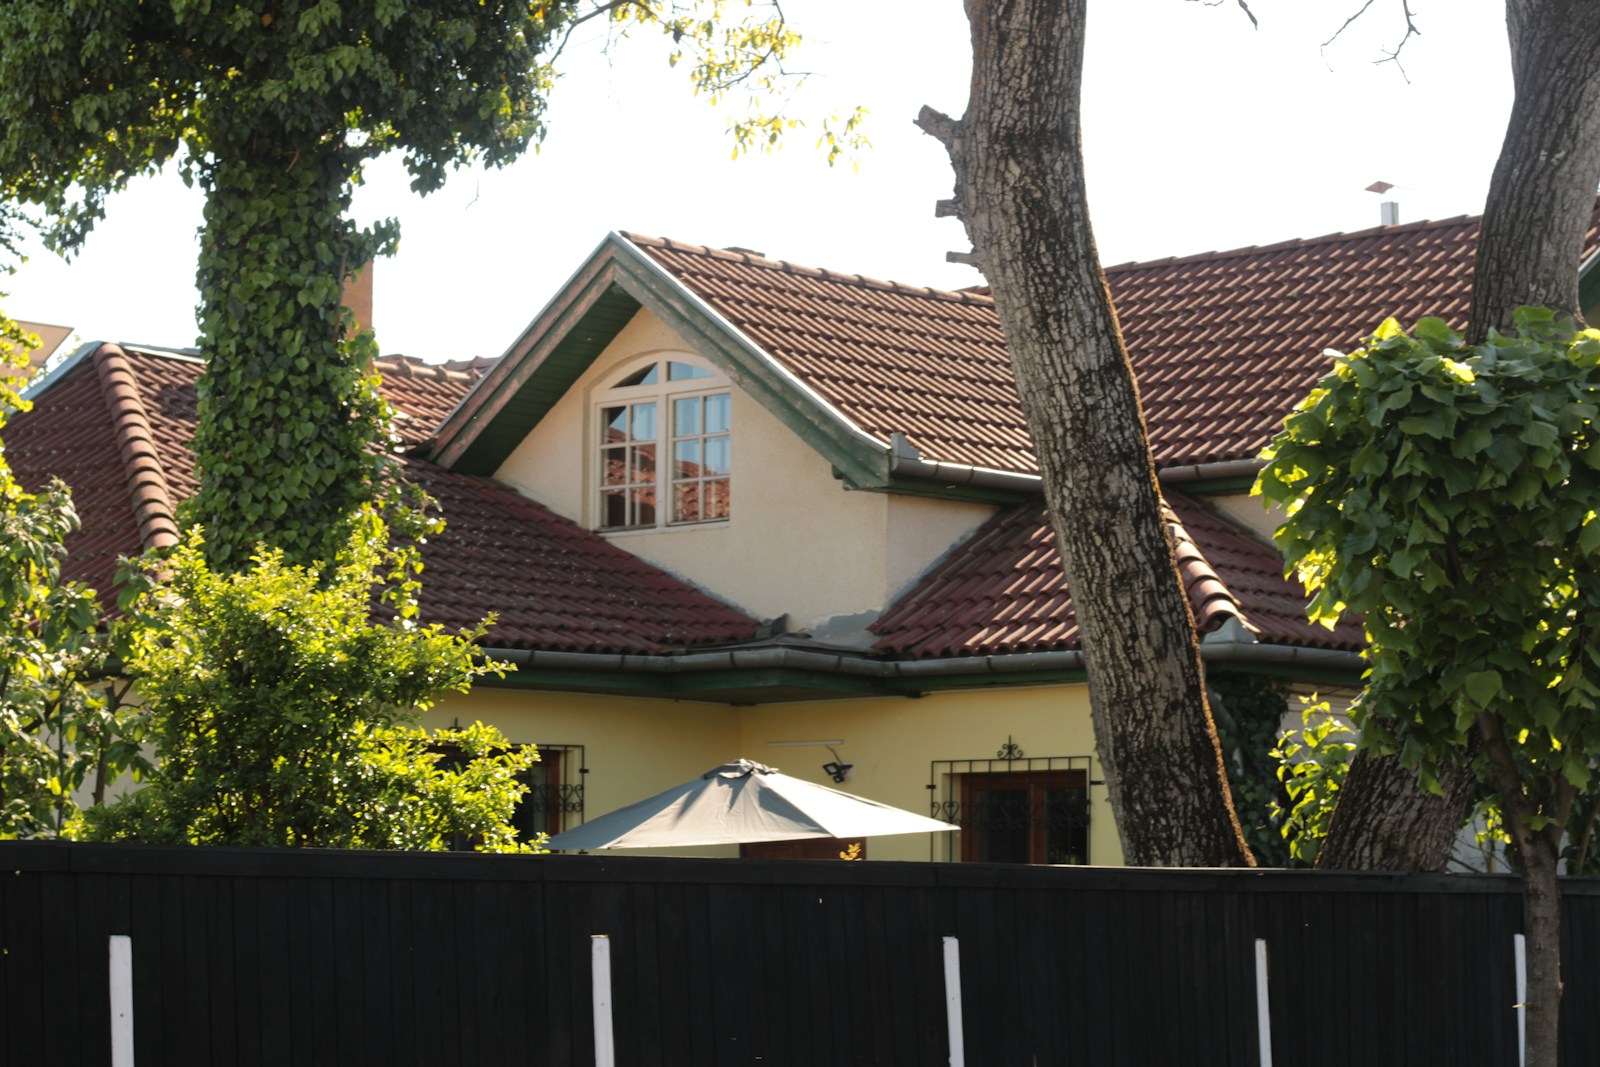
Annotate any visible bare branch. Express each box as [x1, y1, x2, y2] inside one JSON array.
[[1185, 0, 1257, 30], [914, 106, 960, 151], [1319, 0, 1422, 82], [1321, 0, 1380, 48], [1371, 0, 1422, 83]]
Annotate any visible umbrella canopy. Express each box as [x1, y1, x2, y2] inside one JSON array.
[[544, 759, 957, 850]]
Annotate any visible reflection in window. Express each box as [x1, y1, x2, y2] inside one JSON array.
[[596, 358, 729, 530]]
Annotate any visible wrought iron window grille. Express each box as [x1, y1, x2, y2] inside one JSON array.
[[928, 750, 1093, 865]]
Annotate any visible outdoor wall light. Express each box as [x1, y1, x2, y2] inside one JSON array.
[[821, 760, 853, 783]]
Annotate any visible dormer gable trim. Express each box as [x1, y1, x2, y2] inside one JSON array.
[[431, 232, 893, 489]]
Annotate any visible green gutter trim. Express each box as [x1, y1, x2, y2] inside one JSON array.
[[476, 642, 1363, 704]]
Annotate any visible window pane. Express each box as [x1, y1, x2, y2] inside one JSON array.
[[674, 440, 702, 478], [1044, 787, 1089, 865], [635, 487, 656, 526], [601, 446, 627, 486], [674, 482, 701, 523], [703, 436, 730, 477], [602, 406, 627, 444], [631, 443, 657, 484], [631, 402, 656, 442], [704, 392, 730, 434], [601, 490, 629, 528], [973, 787, 1030, 863], [617, 363, 659, 387], [668, 361, 712, 381], [673, 396, 701, 436], [704, 478, 730, 520]]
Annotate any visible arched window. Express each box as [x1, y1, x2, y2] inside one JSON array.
[[595, 357, 731, 530]]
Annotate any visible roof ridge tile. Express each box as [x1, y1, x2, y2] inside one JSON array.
[[91, 343, 181, 552]]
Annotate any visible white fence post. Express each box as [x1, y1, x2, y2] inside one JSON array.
[[943, 936, 965, 1067], [109, 934, 134, 1067], [592, 935, 615, 1067], [1514, 933, 1526, 1067], [1255, 938, 1273, 1067]]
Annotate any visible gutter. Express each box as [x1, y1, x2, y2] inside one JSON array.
[[887, 437, 1265, 496], [482, 639, 1364, 686], [1157, 459, 1264, 485], [887, 432, 1043, 494]]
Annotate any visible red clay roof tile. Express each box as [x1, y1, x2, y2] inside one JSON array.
[[628, 211, 1600, 472], [8, 349, 757, 653], [869, 493, 1364, 658]]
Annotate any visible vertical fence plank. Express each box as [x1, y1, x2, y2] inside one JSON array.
[[1255, 938, 1272, 1067], [592, 935, 615, 1067], [109, 935, 135, 1067], [943, 936, 965, 1067], [1514, 932, 1526, 1067]]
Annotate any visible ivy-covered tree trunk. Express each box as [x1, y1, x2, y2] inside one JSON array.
[[918, 0, 1251, 867], [189, 148, 391, 572], [1468, 0, 1600, 342]]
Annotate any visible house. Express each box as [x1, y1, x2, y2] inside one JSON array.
[[13, 211, 1586, 864]]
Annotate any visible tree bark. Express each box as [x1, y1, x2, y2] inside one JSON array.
[[1467, 0, 1600, 341], [1315, 750, 1477, 871], [919, 0, 1251, 866]]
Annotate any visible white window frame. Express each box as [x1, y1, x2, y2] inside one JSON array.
[[592, 354, 731, 532]]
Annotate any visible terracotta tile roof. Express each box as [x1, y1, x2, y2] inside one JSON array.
[[7, 347, 758, 653], [869, 492, 1364, 658], [374, 355, 482, 449], [628, 211, 1600, 471]]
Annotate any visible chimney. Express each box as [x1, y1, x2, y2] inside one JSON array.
[[1365, 181, 1399, 226], [342, 260, 374, 339]]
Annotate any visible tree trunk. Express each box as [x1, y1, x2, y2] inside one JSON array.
[[1520, 838, 1563, 1067], [1315, 750, 1477, 871], [1467, 0, 1600, 341], [918, 0, 1251, 866]]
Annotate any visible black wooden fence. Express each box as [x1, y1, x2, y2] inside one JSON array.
[[3, 841, 1598, 1066]]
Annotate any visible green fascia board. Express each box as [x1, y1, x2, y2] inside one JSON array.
[[480, 664, 891, 701], [432, 233, 892, 488], [476, 658, 1093, 703], [1214, 659, 1365, 685], [1173, 475, 1256, 496], [876, 473, 1034, 506]]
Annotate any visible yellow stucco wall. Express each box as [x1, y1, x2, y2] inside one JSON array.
[[1209, 490, 1282, 544], [491, 309, 991, 632], [430, 680, 1121, 867]]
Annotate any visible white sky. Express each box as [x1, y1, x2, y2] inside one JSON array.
[[5, 0, 1511, 363]]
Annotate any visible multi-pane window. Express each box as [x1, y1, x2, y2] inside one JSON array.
[[596, 358, 730, 530], [671, 392, 730, 523], [929, 754, 1093, 865]]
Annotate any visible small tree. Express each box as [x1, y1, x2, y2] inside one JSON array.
[[93, 515, 540, 851], [1260, 310, 1600, 1065]]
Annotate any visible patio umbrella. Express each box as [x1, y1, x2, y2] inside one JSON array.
[[543, 759, 957, 850]]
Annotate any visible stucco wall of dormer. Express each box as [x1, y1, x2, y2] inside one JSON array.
[[1208, 490, 1283, 545], [492, 309, 992, 633]]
